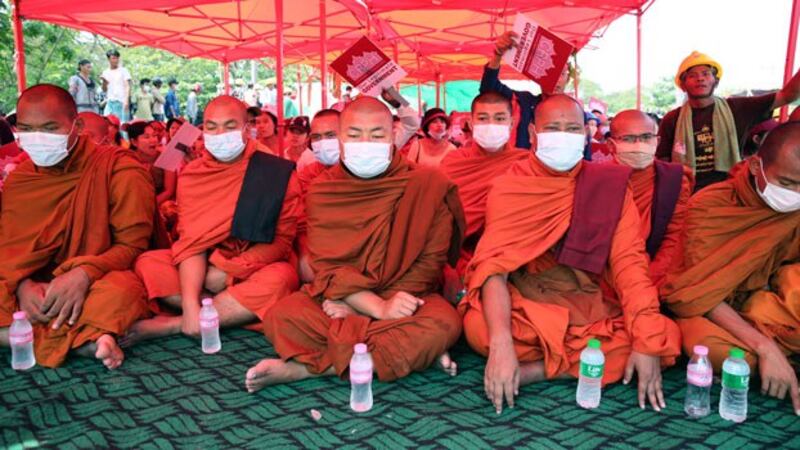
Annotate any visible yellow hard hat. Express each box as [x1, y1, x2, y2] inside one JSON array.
[[675, 51, 723, 87]]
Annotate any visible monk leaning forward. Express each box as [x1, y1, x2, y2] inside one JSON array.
[[125, 96, 299, 345], [0, 85, 154, 369], [461, 95, 681, 414], [662, 122, 800, 414], [245, 97, 465, 392]]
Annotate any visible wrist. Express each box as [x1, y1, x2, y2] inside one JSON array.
[[489, 333, 513, 349]]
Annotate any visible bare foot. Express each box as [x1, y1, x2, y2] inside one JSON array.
[[322, 300, 357, 319], [76, 335, 125, 369], [437, 352, 458, 377], [119, 315, 181, 348], [245, 359, 316, 393]]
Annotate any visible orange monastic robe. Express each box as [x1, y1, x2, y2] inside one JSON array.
[[627, 164, 693, 287], [661, 166, 800, 368], [440, 143, 527, 275], [460, 154, 680, 384], [135, 142, 300, 320], [263, 155, 466, 381], [0, 136, 154, 367]]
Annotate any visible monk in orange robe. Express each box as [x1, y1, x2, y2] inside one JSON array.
[[245, 97, 465, 392], [662, 122, 800, 414], [296, 109, 341, 283], [123, 96, 300, 345], [0, 85, 154, 368], [440, 91, 527, 301], [607, 110, 693, 287], [461, 95, 681, 414]]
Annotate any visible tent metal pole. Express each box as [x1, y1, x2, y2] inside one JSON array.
[[320, 0, 328, 109], [276, 0, 285, 156], [636, 7, 642, 110], [12, 0, 26, 94], [782, 0, 800, 121]]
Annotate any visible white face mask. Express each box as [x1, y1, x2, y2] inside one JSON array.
[[429, 130, 447, 141], [535, 131, 585, 172], [613, 140, 656, 170], [204, 130, 246, 162], [311, 138, 340, 166], [18, 127, 74, 167], [342, 142, 392, 179], [757, 161, 800, 213], [473, 124, 510, 152]]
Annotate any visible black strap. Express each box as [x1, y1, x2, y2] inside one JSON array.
[[230, 152, 296, 243]]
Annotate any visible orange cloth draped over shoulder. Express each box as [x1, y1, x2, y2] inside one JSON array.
[[295, 160, 330, 244], [0, 136, 154, 367], [460, 154, 680, 384], [661, 166, 800, 368], [135, 142, 300, 320], [263, 155, 466, 381], [627, 163, 693, 287], [440, 143, 527, 275]]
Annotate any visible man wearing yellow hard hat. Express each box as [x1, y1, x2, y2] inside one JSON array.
[[656, 51, 800, 192]]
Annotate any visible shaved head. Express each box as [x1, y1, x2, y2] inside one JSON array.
[[750, 121, 800, 193], [16, 84, 81, 146], [340, 97, 393, 145], [610, 109, 657, 136], [203, 95, 248, 136], [533, 94, 584, 134], [78, 112, 110, 145]]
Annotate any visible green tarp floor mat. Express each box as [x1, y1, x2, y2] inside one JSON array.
[[2, 328, 799, 449]]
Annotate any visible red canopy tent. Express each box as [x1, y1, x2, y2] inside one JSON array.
[[10, 0, 800, 118]]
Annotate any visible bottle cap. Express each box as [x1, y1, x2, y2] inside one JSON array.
[[12, 311, 26, 320], [201, 298, 213, 306], [354, 343, 368, 354], [693, 345, 709, 356], [587, 338, 601, 349], [729, 347, 745, 359]]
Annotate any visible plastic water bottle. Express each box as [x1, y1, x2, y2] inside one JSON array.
[[199, 298, 221, 354], [350, 343, 373, 412], [719, 347, 750, 423], [576, 338, 604, 409], [684, 345, 713, 418], [10, 311, 35, 370]]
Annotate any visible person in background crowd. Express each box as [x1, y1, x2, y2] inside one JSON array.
[[166, 117, 186, 142], [256, 109, 279, 155], [165, 79, 180, 120], [125, 121, 176, 208], [405, 108, 457, 168], [133, 79, 155, 121], [151, 78, 166, 122], [101, 49, 132, 122], [186, 83, 201, 125], [69, 59, 99, 114], [284, 89, 299, 118], [742, 118, 779, 157], [106, 114, 127, 149], [284, 116, 310, 163], [657, 51, 800, 192]]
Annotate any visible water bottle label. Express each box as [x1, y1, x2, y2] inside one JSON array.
[[580, 361, 604, 379], [350, 369, 372, 384], [9, 331, 33, 345], [687, 367, 713, 387], [722, 371, 749, 389], [200, 318, 219, 329]]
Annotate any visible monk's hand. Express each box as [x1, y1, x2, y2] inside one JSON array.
[[42, 267, 91, 330], [181, 311, 201, 338], [16, 279, 49, 324], [380, 292, 425, 320], [204, 265, 228, 294], [624, 351, 665, 412], [494, 31, 518, 56], [322, 300, 357, 319], [757, 340, 800, 414], [485, 338, 519, 414]]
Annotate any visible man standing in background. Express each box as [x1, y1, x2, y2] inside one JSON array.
[[69, 59, 99, 114], [165, 79, 180, 120], [101, 49, 132, 122], [151, 78, 166, 122]]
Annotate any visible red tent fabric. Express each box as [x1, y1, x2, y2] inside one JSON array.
[[17, 0, 649, 81]]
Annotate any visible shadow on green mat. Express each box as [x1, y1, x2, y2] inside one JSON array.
[[1, 328, 799, 450]]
